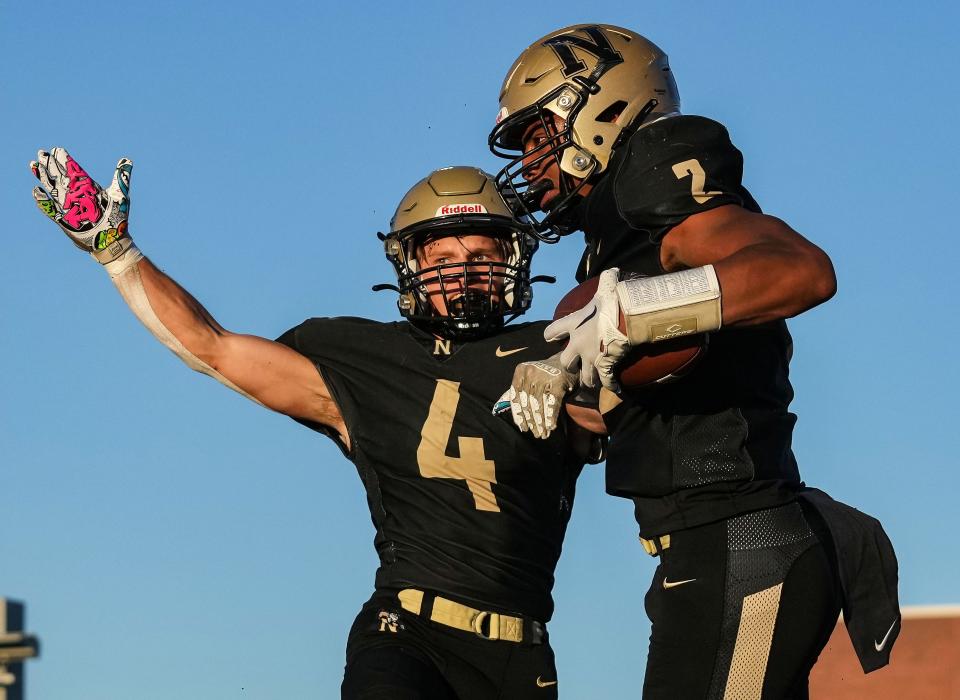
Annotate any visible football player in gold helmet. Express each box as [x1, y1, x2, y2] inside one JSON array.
[[30, 152, 600, 699], [375, 166, 544, 339], [490, 24, 899, 698], [490, 24, 679, 240]]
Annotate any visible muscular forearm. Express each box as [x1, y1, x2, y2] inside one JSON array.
[[133, 257, 228, 365], [711, 240, 836, 326], [109, 252, 264, 403]]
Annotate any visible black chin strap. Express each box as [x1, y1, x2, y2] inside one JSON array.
[[518, 180, 552, 211]]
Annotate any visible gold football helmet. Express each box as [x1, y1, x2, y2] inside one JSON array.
[[489, 24, 680, 239], [375, 167, 543, 339]]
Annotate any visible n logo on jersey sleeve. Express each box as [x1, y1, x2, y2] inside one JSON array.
[[543, 26, 623, 78]]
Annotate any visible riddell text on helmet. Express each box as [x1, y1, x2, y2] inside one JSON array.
[[435, 204, 488, 216]]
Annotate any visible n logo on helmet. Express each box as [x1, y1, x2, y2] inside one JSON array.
[[543, 26, 623, 78]]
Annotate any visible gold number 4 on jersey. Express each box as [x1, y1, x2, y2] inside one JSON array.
[[417, 379, 500, 512]]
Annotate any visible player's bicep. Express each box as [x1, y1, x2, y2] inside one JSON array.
[[659, 204, 836, 324], [659, 205, 817, 271], [214, 333, 344, 429]]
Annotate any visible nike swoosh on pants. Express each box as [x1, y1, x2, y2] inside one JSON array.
[[662, 577, 697, 589], [874, 618, 899, 651]]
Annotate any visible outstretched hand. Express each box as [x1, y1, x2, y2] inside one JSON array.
[[30, 147, 134, 263]]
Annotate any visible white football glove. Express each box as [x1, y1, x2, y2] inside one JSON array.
[[30, 147, 135, 265], [492, 353, 575, 439], [544, 267, 630, 392]]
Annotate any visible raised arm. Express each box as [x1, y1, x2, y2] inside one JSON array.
[[30, 148, 347, 446]]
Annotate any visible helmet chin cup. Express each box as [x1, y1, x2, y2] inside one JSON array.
[[447, 289, 491, 317]]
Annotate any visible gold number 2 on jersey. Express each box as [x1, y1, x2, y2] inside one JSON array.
[[672, 158, 722, 204], [417, 379, 500, 512]]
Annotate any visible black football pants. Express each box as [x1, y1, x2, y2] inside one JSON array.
[[341, 592, 559, 700], [642, 502, 841, 699]]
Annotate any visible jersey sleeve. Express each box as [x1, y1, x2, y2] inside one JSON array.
[[275, 317, 371, 456], [612, 115, 750, 242]]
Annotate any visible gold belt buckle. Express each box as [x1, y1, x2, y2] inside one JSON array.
[[472, 610, 501, 641]]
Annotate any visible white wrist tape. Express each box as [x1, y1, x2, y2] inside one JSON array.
[[109, 258, 262, 405], [616, 265, 722, 344], [100, 243, 144, 277]]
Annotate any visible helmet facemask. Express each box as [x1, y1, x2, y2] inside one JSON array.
[[490, 85, 599, 242]]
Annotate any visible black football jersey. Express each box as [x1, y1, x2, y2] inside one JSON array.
[[276, 318, 583, 621], [575, 115, 802, 537]]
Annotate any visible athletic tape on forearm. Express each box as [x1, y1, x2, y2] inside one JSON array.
[[616, 265, 722, 344], [107, 253, 263, 405]]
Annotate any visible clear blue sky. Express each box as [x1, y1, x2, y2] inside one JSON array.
[[2, 2, 958, 698]]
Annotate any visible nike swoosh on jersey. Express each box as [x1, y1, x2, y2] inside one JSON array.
[[662, 577, 697, 589], [496, 346, 529, 357], [536, 676, 558, 687], [874, 617, 899, 651]]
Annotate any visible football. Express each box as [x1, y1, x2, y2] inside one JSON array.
[[554, 277, 705, 389]]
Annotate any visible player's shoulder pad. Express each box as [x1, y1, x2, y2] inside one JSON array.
[[275, 316, 388, 354], [612, 115, 746, 236]]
